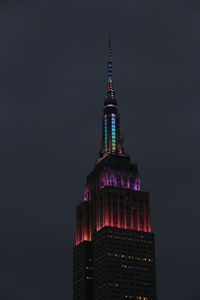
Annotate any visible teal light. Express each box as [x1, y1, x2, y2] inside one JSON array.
[[111, 114, 116, 151]]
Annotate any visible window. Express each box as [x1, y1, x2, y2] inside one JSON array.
[[123, 176, 127, 187], [130, 177, 134, 189], [117, 175, 121, 187]]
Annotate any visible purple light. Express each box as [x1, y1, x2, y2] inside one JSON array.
[[105, 104, 116, 108], [84, 169, 141, 202], [99, 170, 140, 191]]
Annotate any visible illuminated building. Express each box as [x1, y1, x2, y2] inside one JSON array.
[[73, 38, 157, 300]]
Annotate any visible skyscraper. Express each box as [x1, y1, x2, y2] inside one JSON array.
[[73, 39, 157, 300]]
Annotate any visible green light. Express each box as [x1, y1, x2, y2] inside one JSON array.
[[111, 114, 116, 151]]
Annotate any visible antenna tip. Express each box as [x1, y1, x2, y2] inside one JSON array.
[[108, 36, 112, 48]]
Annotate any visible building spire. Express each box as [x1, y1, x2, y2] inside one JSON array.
[[108, 37, 113, 92], [106, 37, 115, 101], [98, 38, 125, 161]]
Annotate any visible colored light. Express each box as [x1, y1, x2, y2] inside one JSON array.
[[111, 113, 116, 151], [105, 104, 116, 108], [104, 115, 107, 152], [96, 193, 151, 234]]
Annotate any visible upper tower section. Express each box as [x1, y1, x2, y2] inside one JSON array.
[[105, 37, 116, 105], [83, 38, 141, 203], [99, 38, 124, 159]]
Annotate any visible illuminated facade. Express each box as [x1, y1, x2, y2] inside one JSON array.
[[73, 39, 157, 300]]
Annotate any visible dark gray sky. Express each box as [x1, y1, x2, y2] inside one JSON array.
[[0, 0, 200, 299]]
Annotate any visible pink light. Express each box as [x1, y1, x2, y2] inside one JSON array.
[[118, 198, 120, 228], [95, 190, 152, 235], [111, 199, 113, 226], [137, 196, 140, 231], [79, 168, 151, 243], [105, 104, 116, 108], [124, 201, 127, 229]]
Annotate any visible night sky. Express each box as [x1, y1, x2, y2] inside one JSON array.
[[0, 0, 200, 299]]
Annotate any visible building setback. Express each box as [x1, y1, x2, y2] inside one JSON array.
[[73, 38, 157, 300]]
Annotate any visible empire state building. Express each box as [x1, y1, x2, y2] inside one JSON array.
[[73, 39, 157, 300]]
